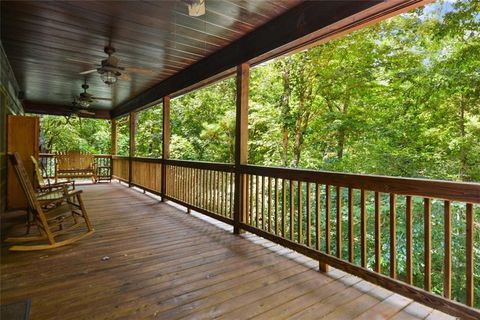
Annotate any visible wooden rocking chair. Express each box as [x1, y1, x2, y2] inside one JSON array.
[[6, 152, 94, 251], [31, 156, 75, 194]]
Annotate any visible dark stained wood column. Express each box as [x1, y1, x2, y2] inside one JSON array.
[[128, 112, 136, 187], [233, 63, 249, 234], [161, 96, 170, 201], [111, 119, 117, 155]]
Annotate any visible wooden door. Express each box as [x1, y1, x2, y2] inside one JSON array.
[[7, 115, 39, 209]]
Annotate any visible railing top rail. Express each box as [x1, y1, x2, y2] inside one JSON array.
[[132, 156, 162, 163], [241, 164, 480, 203], [111, 155, 129, 160], [40, 153, 112, 158], [165, 159, 235, 172]]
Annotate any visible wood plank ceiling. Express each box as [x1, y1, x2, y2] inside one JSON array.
[[1, 0, 302, 114]]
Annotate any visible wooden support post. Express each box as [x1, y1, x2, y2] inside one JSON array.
[[111, 119, 117, 155], [161, 96, 170, 201], [128, 112, 136, 187], [233, 63, 249, 235]]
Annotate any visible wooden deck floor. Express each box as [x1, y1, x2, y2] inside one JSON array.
[[1, 183, 455, 320]]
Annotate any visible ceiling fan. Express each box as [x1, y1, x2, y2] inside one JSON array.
[[69, 99, 95, 117], [71, 45, 154, 85], [77, 79, 111, 108]]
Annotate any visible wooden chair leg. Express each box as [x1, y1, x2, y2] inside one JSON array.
[[76, 194, 94, 232]]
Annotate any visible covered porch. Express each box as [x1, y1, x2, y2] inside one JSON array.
[[1, 183, 452, 319], [1, 0, 480, 319]]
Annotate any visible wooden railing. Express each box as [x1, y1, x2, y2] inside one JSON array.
[[111, 155, 129, 182], [131, 157, 162, 194], [108, 157, 479, 319], [164, 159, 235, 224], [39, 153, 112, 181], [239, 165, 479, 319]]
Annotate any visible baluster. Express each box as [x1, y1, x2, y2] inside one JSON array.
[[183, 167, 186, 202], [203, 169, 207, 209], [336, 186, 342, 259], [390, 193, 397, 278], [290, 179, 294, 241], [316, 183, 321, 251], [261, 176, 265, 230], [375, 192, 381, 273], [424, 198, 431, 291], [306, 182, 311, 247], [282, 179, 286, 237], [466, 203, 473, 306], [249, 174, 254, 224], [298, 181, 303, 244], [210, 170, 214, 212], [230, 172, 234, 218], [360, 189, 366, 268], [224, 171, 228, 216], [444, 200, 451, 298], [406, 196, 413, 285], [268, 177, 272, 232], [348, 188, 354, 263], [256, 175, 260, 228], [275, 178, 279, 235], [246, 174, 250, 224], [174, 166, 177, 199], [326, 185, 331, 256], [218, 171, 223, 216], [214, 170, 219, 213], [190, 167, 193, 205]]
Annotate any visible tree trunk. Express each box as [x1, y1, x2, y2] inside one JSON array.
[[337, 128, 345, 160], [459, 96, 467, 181], [280, 61, 291, 167], [292, 127, 302, 168], [282, 129, 288, 167]]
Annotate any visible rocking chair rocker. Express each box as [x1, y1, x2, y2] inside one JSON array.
[[6, 152, 94, 251]]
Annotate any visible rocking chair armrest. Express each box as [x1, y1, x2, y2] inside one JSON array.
[[37, 181, 73, 192], [37, 189, 83, 205], [48, 181, 74, 188]]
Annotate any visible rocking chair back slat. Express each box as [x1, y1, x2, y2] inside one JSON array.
[[31, 156, 46, 187], [9, 153, 41, 211]]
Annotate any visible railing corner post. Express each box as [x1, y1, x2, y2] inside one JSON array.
[[161, 96, 170, 202], [233, 63, 249, 235], [128, 112, 136, 188]]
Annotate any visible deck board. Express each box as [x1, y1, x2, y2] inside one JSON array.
[[1, 183, 456, 319]]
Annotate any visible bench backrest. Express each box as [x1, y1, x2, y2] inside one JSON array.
[[56, 151, 94, 171]]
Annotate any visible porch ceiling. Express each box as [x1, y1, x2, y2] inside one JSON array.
[[1, 0, 390, 118], [1, 0, 302, 114]]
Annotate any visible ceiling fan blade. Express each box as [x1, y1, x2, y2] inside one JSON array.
[[79, 69, 98, 75], [125, 66, 155, 75], [66, 57, 97, 65], [92, 97, 112, 101], [79, 109, 96, 115]]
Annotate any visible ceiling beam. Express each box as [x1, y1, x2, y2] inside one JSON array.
[[111, 0, 383, 118], [24, 101, 111, 119]]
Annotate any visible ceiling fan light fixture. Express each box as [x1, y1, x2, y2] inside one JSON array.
[[100, 70, 119, 86], [79, 99, 90, 108]]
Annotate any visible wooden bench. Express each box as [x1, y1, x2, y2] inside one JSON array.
[[55, 151, 97, 183]]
